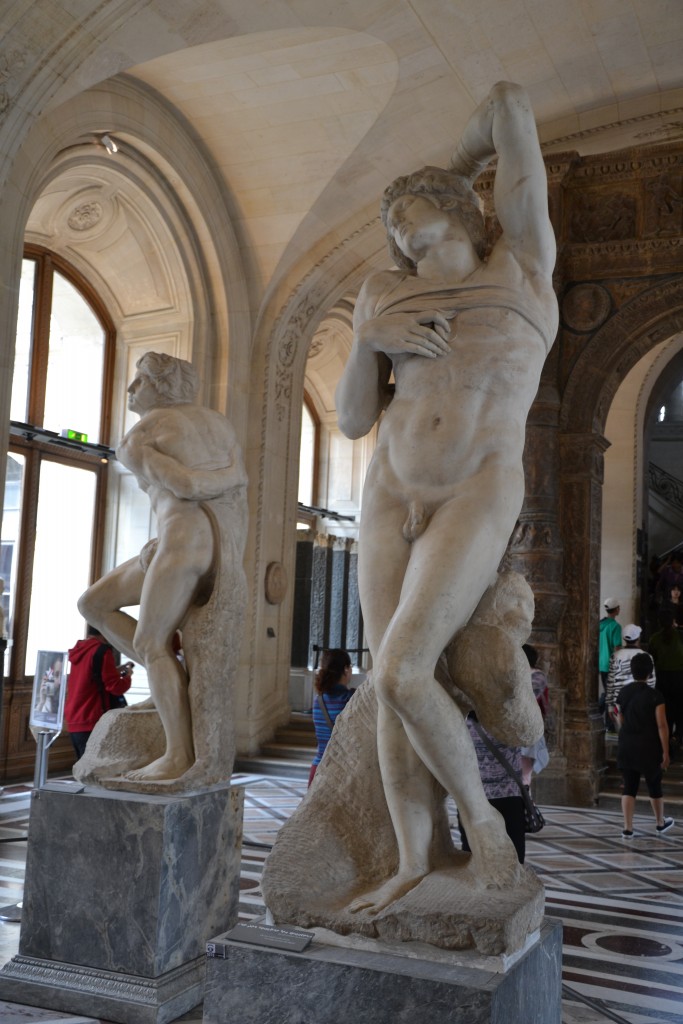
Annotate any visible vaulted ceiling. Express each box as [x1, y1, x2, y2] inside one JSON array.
[[122, 0, 683, 290], [6, 1, 683, 305]]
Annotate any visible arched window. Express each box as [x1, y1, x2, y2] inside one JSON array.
[[3, 248, 114, 687]]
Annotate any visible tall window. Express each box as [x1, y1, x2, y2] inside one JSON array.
[[2, 248, 114, 679], [298, 397, 318, 507]]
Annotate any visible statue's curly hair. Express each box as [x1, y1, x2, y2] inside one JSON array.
[[380, 165, 486, 272], [136, 351, 199, 405]]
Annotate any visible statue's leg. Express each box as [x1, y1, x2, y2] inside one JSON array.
[[77, 556, 145, 662], [349, 485, 443, 913], [127, 510, 214, 781], [354, 471, 523, 912]]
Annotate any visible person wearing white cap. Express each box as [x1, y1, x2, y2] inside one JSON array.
[[606, 624, 656, 725]]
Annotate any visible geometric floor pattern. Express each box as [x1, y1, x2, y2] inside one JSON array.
[[1, 776, 683, 1023]]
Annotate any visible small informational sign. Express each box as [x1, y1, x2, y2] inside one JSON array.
[[29, 650, 68, 733], [42, 780, 85, 793], [208, 923, 313, 956]]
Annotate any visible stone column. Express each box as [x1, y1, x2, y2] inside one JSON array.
[[328, 537, 350, 650], [506, 382, 568, 803], [310, 539, 333, 665], [558, 431, 610, 805], [346, 547, 363, 667], [291, 531, 314, 668]]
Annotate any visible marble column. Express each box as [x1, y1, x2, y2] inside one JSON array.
[[291, 532, 315, 667], [557, 431, 610, 805], [506, 381, 568, 803], [310, 540, 333, 662], [346, 548, 363, 666], [328, 538, 350, 650]]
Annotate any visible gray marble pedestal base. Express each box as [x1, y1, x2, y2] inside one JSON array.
[[203, 918, 562, 1024], [0, 783, 244, 1024]]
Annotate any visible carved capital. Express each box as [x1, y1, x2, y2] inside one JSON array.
[[560, 432, 610, 481]]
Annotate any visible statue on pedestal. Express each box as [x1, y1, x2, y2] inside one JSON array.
[[263, 82, 559, 953], [76, 352, 248, 792]]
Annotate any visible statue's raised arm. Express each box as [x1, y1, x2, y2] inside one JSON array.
[[450, 80, 556, 281]]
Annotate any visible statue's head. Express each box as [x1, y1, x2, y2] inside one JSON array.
[[134, 352, 199, 407], [380, 166, 486, 272]]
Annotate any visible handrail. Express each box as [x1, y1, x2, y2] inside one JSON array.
[[650, 462, 683, 517]]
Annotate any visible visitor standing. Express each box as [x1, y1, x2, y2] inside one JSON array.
[[616, 652, 673, 839], [606, 624, 655, 726], [309, 649, 354, 786], [65, 626, 132, 760]]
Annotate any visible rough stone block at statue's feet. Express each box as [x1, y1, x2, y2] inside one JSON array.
[[271, 863, 545, 957]]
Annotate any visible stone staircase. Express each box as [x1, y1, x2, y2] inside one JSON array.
[[598, 732, 683, 817], [235, 712, 316, 780]]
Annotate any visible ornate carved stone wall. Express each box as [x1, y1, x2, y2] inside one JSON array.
[[506, 379, 568, 802], [552, 141, 683, 804]]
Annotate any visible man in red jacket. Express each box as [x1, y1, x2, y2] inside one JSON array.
[[65, 627, 132, 760]]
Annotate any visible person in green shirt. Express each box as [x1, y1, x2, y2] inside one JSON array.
[[600, 597, 622, 681], [600, 597, 622, 727]]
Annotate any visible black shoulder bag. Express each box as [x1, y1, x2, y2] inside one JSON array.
[[470, 718, 545, 834]]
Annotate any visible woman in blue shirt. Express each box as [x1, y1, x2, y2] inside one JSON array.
[[309, 648, 354, 786]]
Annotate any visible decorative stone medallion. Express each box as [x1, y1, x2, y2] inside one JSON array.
[[265, 561, 288, 604], [67, 201, 103, 231], [562, 283, 612, 332]]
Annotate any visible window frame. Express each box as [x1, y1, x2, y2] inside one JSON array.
[[300, 391, 320, 509], [5, 247, 115, 682], [22, 244, 116, 445]]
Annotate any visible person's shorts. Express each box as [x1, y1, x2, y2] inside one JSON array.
[[621, 767, 663, 799]]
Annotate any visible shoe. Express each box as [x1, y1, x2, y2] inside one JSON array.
[[621, 829, 634, 839], [656, 818, 674, 834]]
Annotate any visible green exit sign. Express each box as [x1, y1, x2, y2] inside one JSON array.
[[62, 428, 88, 443]]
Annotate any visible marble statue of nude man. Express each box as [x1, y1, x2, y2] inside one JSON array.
[[78, 352, 247, 783], [335, 82, 558, 912]]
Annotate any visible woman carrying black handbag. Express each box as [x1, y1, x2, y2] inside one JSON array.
[[458, 712, 540, 863]]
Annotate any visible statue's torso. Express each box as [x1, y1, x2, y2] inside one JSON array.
[[366, 259, 555, 502]]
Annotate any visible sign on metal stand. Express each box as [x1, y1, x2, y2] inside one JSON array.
[[28, 649, 68, 790]]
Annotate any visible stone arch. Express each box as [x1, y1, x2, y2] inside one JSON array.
[[560, 277, 683, 434], [557, 277, 683, 803], [0, 70, 262, 756], [1, 74, 251, 443], [237, 212, 387, 750], [600, 332, 683, 625]]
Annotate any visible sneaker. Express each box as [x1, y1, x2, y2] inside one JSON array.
[[656, 817, 674, 835], [621, 829, 634, 839]]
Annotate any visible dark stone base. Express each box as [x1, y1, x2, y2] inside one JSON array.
[[203, 917, 563, 1024], [0, 783, 243, 1024], [0, 953, 204, 1024]]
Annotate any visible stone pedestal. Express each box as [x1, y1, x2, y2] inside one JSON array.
[[203, 918, 562, 1024], [0, 782, 243, 1024]]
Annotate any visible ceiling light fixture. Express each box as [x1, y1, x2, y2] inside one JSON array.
[[100, 133, 118, 155]]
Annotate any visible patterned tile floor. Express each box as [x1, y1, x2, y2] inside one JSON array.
[[1, 775, 683, 1023]]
